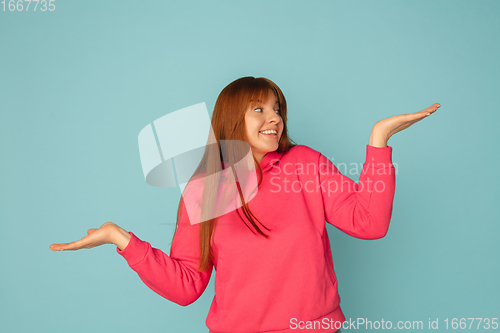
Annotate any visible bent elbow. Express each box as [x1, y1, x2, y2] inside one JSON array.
[[357, 213, 390, 240], [172, 284, 206, 306], [356, 210, 390, 240], [364, 221, 390, 240], [371, 228, 389, 240], [175, 294, 200, 307], [178, 299, 194, 307]]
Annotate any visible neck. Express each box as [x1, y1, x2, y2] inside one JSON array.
[[255, 153, 266, 164]]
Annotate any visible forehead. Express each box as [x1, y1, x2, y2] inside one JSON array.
[[249, 89, 279, 106]]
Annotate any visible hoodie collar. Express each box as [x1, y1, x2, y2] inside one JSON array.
[[221, 150, 284, 173], [259, 150, 283, 172]]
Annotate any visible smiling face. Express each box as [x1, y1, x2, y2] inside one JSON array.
[[244, 89, 284, 163]]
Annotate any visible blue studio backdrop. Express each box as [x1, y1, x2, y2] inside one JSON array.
[[1, 1, 499, 332]]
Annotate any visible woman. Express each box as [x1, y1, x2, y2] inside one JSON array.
[[50, 77, 440, 332]]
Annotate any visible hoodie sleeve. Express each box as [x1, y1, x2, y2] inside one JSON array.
[[319, 144, 396, 239], [116, 199, 213, 306]]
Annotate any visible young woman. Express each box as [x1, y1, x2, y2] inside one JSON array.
[[50, 77, 440, 332]]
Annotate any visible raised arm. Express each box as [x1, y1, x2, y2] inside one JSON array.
[[319, 144, 395, 239], [320, 102, 440, 239]]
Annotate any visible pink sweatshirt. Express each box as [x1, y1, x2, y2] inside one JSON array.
[[117, 144, 396, 332]]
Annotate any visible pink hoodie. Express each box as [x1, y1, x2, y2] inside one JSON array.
[[117, 144, 396, 332]]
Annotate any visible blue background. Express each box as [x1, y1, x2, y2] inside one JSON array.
[[1, 0, 499, 332]]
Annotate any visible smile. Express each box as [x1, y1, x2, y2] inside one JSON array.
[[259, 131, 278, 139]]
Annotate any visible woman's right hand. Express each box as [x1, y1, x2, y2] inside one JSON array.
[[49, 222, 120, 251]]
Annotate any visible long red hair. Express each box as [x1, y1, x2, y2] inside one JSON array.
[[172, 77, 296, 272]]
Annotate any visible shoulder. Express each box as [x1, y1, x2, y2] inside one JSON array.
[[285, 144, 322, 161]]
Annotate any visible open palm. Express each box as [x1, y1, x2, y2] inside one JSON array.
[[49, 222, 117, 251], [375, 103, 440, 139]]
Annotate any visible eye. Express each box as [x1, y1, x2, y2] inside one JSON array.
[[253, 107, 280, 115]]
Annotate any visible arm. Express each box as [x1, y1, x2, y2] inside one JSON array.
[[49, 204, 212, 306], [112, 226, 132, 251], [319, 102, 440, 239], [319, 141, 396, 240], [115, 200, 213, 306], [368, 127, 389, 148]]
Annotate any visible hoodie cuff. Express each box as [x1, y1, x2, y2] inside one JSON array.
[[366, 144, 393, 165], [116, 231, 149, 267]]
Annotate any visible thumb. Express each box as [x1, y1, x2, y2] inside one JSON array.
[[87, 228, 98, 235]]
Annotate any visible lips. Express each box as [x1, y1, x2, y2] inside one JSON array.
[[259, 128, 279, 133], [259, 131, 278, 139]]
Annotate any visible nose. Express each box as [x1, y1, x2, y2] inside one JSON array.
[[268, 110, 281, 124]]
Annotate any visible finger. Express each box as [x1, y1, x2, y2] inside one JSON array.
[[404, 112, 429, 125], [421, 103, 441, 116], [50, 235, 92, 251], [50, 243, 73, 251], [50, 242, 79, 251], [87, 228, 97, 235], [64, 237, 92, 250], [409, 108, 437, 121]]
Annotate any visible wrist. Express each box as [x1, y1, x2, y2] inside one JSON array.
[[369, 128, 389, 148], [110, 226, 132, 251]]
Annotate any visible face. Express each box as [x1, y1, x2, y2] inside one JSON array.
[[244, 89, 284, 163]]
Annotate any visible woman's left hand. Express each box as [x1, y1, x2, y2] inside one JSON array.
[[369, 103, 440, 147]]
